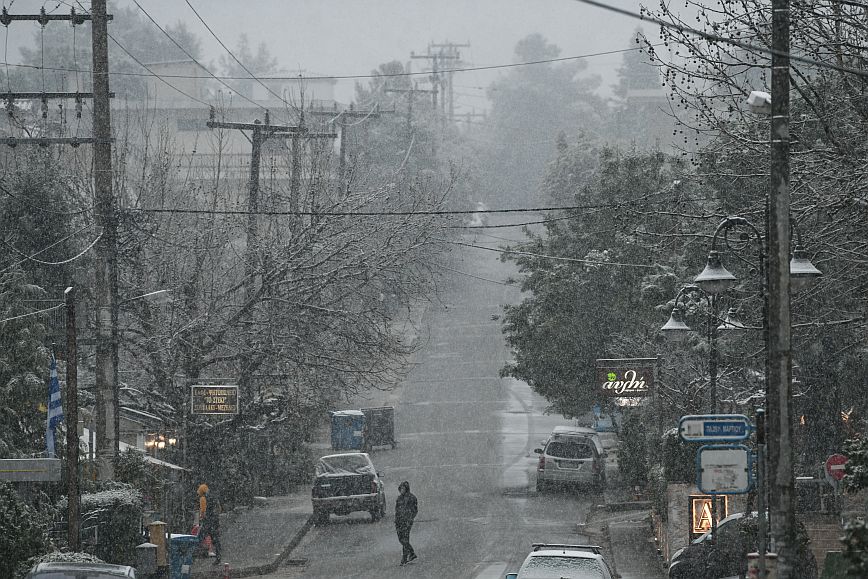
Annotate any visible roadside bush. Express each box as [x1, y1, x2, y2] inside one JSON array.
[[661, 428, 700, 483], [59, 483, 143, 566], [648, 464, 668, 521], [618, 410, 649, 488], [0, 481, 48, 578]]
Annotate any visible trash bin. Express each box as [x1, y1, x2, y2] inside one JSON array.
[[361, 406, 396, 450], [169, 534, 199, 579], [330, 410, 365, 450]]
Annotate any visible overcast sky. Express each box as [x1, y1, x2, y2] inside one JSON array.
[[5, 0, 657, 110]]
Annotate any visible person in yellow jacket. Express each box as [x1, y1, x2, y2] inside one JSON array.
[[197, 483, 222, 563]]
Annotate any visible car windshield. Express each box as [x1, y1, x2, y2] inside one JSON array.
[[546, 441, 594, 459], [520, 555, 606, 578], [316, 454, 375, 476]]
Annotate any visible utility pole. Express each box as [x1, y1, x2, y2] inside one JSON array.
[[304, 103, 389, 197], [205, 112, 336, 266], [430, 41, 469, 123], [412, 46, 461, 126], [91, 0, 119, 481], [207, 112, 305, 290], [65, 287, 80, 551], [385, 83, 436, 136], [767, 0, 795, 575]]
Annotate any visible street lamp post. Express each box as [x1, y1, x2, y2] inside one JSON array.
[[662, 284, 747, 545], [686, 215, 822, 577]]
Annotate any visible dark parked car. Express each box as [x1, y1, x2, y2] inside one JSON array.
[[668, 511, 817, 579], [25, 562, 136, 578], [311, 452, 386, 524]]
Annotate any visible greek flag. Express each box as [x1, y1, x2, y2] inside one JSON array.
[[46, 355, 63, 458]]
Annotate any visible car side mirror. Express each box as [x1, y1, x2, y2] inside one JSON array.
[[533, 448, 543, 454]]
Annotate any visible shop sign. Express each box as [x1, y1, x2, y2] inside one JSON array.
[[596, 358, 656, 397], [689, 494, 729, 540], [191, 385, 239, 415]]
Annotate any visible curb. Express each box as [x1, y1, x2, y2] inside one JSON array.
[[604, 500, 652, 512], [191, 515, 315, 578]]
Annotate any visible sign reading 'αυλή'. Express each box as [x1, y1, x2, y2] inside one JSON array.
[[191, 385, 239, 415], [596, 358, 656, 397]]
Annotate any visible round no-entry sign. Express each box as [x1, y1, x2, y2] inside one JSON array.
[[825, 453, 848, 482]]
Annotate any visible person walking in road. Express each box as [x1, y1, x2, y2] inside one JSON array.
[[197, 483, 223, 564], [395, 480, 418, 566]]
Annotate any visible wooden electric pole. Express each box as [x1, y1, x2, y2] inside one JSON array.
[[206, 113, 336, 268], [767, 0, 795, 575], [430, 41, 469, 123], [303, 103, 390, 196], [64, 287, 80, 551], [91, 0, 119, 481]]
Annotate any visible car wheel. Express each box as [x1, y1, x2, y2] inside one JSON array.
[[313, 508, 329, 525], [536, 479, 548, 493]]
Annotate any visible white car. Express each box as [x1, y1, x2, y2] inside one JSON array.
[[506, 544, 618, 579], [25, 562, 136, 578]]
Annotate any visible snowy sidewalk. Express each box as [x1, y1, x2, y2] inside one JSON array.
[[609, 517, 665, 579], [190, 494, 312, 578]]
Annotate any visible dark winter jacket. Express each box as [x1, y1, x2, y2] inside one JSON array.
[[394, 481, 418, 529]]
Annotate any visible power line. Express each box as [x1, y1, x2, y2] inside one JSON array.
[[443, 238, 658, 269], [129, 0, 265, 112], [184, 0, 294, 111], [446, 214, 577, 229], [66, 0, 212, 108], [0, 303, 63, 324], [0, 223, 100, 274], [570, 0, 868, 80], [130, 203, 614, 217], [0, 44, 660, 82], [433, 261, 512, 286]]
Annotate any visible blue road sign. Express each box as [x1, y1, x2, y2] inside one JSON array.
[[679, 414, 753, 442]]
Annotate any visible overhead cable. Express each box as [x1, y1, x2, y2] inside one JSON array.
[[0, 45, 661, 82], [443, 238, 659, 269], [570, 0, 868, 79], [184, 0, 294, 111], [130, 0, 266, 112]]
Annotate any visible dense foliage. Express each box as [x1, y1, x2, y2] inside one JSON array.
[[0, 482, 49, 578]]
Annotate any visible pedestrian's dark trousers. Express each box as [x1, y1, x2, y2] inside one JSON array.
[[396, 523, 415, 561], [200, 520, 222, 557]]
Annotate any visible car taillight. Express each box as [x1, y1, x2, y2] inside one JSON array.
[[537, 455, 546, 471]]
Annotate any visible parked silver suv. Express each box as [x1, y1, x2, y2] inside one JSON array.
[[534, 426, 606, 492]]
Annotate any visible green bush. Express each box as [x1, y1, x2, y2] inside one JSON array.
[[0, 481, 48, 578], [618, 410, 649, 487], [661, 428, 700, 483], [59, 483, 143, 566], [648, 464, 668, 521]]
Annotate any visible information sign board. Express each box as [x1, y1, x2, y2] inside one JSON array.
[[697, 444, 753, 495], [191, 385, 239, 415], [679, 414, 752, 442], [0, 458, 62, 481]]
